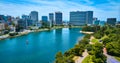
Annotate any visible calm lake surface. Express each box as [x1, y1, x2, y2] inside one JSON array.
[[0, 28, 84, 63]]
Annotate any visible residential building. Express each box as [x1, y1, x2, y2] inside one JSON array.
[[17, 19, 27, 29], [99, 21, 105, 26], [94, 20, 100, 25], [0, 23, 5, 30]]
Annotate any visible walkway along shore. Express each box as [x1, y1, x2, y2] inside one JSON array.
[[80, 31, 94, 34], [73, 49, 88, 63], [0, 26, 83, 40], [0, 28, 50, 40]]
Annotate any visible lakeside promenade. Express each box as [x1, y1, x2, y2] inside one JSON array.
[[0, 26, 83, 40]]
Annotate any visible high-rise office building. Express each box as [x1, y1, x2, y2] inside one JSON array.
[[29, 11, 38, 25], [70, 11, 93, 25], [42, 16, 48, 22], [55, 12, 62, 25], [107, 18, 116, 25], [86, 11, 93, 25], [22, 15, 30, 20], [18, 19, 27, 29], [70, 11, 86, 25], [49, 13, 54, 25], [22, 15, 33, 26]]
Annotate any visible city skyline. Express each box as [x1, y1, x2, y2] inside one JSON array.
[[0, 0, 120, 21]]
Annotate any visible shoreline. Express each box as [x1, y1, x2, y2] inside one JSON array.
[[0, 26, 83, 40], [80, 31, 94, 34], [0, 28, 50, 40]]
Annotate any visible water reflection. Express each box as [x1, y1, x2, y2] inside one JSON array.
[[0, 28, 84, 63]]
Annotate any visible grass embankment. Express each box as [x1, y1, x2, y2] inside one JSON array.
[[91, 38, 99, 43], [82, 55, 93, 63], [114, 56, 120, 61], [101, 35, 108, 40]]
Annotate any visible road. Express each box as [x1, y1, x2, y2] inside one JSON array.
[[74, 49, 88, 63], [103, 48, 120, 63]]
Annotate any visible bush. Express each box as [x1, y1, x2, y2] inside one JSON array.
[[9, 32, 18, 36], [86, 44, 93, 51], [84, 34, 91, 39]]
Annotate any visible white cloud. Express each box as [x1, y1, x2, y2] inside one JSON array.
[[84, 0, 94, 5], [0, 0, 119, 21]]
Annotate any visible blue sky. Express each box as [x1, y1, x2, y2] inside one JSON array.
[[0, 0, 120, 21]]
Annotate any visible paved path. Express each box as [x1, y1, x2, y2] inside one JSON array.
[[74, 49, 88, 63], [89, 36, 95, 44], [103, 48, 120, 63]]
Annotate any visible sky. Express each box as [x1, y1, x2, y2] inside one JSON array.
[[0, 0, 120, 21]]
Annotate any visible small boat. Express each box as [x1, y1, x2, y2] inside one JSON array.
[[26, 40, 29, 45]]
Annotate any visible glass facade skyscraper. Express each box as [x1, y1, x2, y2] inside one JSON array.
[[49, 13, 54, 25], [70, 11, 86, 25], [55, 12, 62, 25], [22, 15, 33, 27], [107, 18, 116, 25], [93, 20, 100, 25], [70, 11, 93, 25], [86, 11, 93, 25], [29, 11, 38, 25], [42, 16, 48, 22]]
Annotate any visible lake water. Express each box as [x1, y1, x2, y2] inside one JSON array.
[[0, 28, 84, 63]]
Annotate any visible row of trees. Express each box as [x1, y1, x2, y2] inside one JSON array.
[[86, 43, 106, 63], [102, 26, 120, 57], [55, 24, 120, 63], [55, 34, 90, 63], [88, 25, 120, 57], [82, 25, 101, 32], [80, 25, 108, 63]]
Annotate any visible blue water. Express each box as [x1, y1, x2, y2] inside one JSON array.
[[0, 28, 84, 63]]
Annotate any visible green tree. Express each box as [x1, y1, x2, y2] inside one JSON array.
[[102, 37, 111, 45], [55, 52, 64, 63]]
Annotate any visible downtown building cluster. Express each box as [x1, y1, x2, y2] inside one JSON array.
[[0, 11, 63, 32], [0, 10, 119, 34]]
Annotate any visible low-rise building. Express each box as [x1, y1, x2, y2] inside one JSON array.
[[0, 23, 5, 30], [93, 20, 100, 25], [107, 18, 116, 26]]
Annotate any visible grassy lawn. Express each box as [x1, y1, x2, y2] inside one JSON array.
[[82, 55, 94, 63], [114, 56, 120, 61], [101, 35, 108, 40], [91, 38, 99, 43]]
